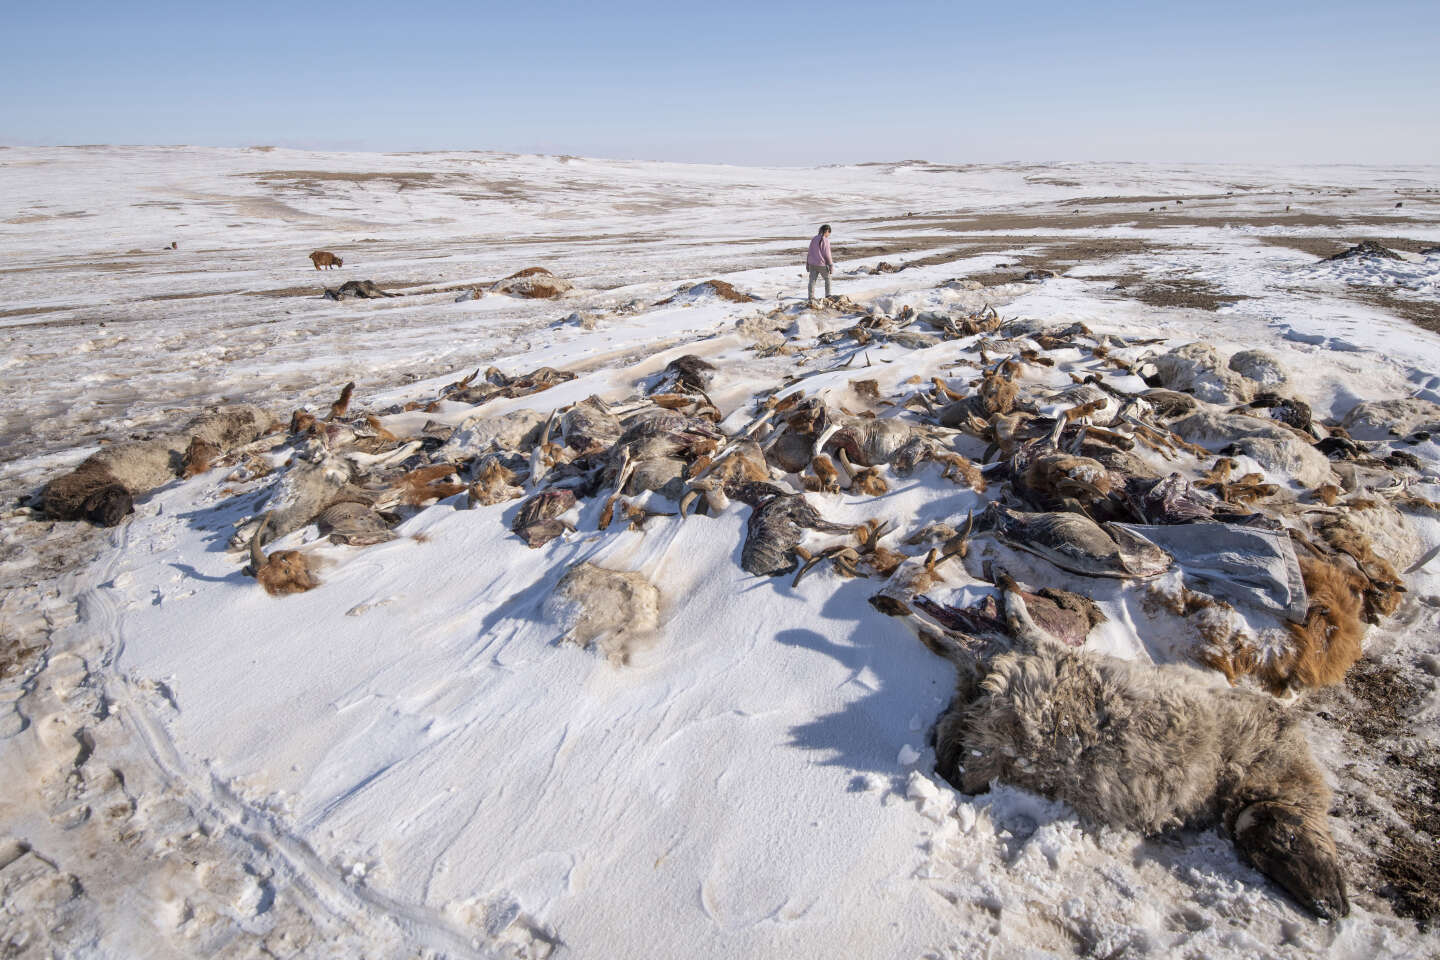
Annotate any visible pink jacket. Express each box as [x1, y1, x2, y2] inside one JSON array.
[[806, 233, 833, 268]]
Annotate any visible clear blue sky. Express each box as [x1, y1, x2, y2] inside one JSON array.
[[2, 0, 1436, 164]]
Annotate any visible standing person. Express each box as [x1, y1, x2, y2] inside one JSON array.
[[806, 224, 835, 305]]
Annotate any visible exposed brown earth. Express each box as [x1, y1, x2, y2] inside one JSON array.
[[1256, 235, 1440, 259], [1314, 657, 1440, 929], [0, 304, 75, 319], [244, 170, 448, 187], [1086, 273, 1252, 311], [872, 210, 1430, 233], [1348, 288, 1440, 335]]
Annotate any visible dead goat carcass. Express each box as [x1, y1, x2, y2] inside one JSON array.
[[315, 500, 395, 546], [230, 452, 353, 550], [649, 354, 717, 396], [741, 492, 856, 576], [560, 396, 624, 455], [512, 488, 577, 548], [453, 365, 577, 405], [966, 504, 1172, 580], [246, 513, 321, 596], [468, 454, 526, 508], [322, 280, 398, 300]]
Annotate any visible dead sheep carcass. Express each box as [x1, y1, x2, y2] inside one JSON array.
[[41, 405, 274, 525], [1148, 342, 1254, 404], [934, 647, 1349, 920], [541, 562, 660, 664]]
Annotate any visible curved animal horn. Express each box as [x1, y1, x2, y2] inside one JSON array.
[[793, 545, 851, 588], [939, 510, 974, 563], [248, 512, 273, 574], [812, 417, 840, 460]]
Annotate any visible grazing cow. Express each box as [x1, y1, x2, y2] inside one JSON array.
[[310, 250, 343, 270]]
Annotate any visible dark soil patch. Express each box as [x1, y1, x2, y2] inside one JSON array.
[[1017, 238, 1168, 266], [244, 170, 447, 188], [693, 280, 755, 302], [842, 237, 1175, 282], [1058, 193, 1243, 207], [0, 304, 74, 320], [875, 210, 1431, 233], [1313, 658, 1440, 929], [1258, 236, 1440, 259], [145, 290, 242, 302], [962, 238, 1178, 286], [0, 260, 145, 276], [1087, 272, 1252, 311], [836, 236, 971, 261], [1326, 241, 1403, 262], [1348, 288, 1440, 336], [0, 629, 45, 682]]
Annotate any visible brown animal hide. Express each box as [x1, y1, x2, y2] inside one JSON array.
[[181, 436, 221, 478], [328, 382, 356, 420]]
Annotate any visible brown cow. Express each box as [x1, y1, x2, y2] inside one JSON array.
[[310, 250, 343, 270]]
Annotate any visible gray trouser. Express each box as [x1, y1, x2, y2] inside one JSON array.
[[807, 264, 832, 300]]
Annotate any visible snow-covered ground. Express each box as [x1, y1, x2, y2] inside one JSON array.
[[2, 148, 1439, 958]]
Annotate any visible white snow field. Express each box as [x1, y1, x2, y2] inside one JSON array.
[[2, 147, 1439, 959]]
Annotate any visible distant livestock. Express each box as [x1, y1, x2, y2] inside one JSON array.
[[310, 250, 343, 270]]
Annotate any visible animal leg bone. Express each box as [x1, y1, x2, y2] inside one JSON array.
[[343, 440, 422, 470], [811, 422, 841, 461], [599, 448, 636, 530]]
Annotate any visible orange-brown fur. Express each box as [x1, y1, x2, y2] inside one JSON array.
[[392, 463, 464, 506], [1151, 565, 1363, 696], [1313, 516, 1406, 622], [255, 550, 321, 596], [977, 367, 1018, 416], [289, 409, 317, 434], [1154, 587, 1260, 687], [365, 415, 399, 443], [930, 377, 965, 402], [1281, 556, 1367, 691], [309, 250, 342, 270], [855, 520, 906, 576], [708, 442, 770, 485], [468, 459, 522, 508], [987, 412, 1029, 454], [835, 448, 888, 495], [249, 515, 320, 596], [181, 435, 221, 478], [1197, 458, 1279, 505], [850, 466, 889, 496], [1395, 493, 1440, 515], [934, 451, 986, 491], [328, 382, 356, 420], [1023, 452, 1110, 504], [810, 455, 841, 494]]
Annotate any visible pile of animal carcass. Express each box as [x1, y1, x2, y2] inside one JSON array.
[[38, 295, 1440, 923]]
